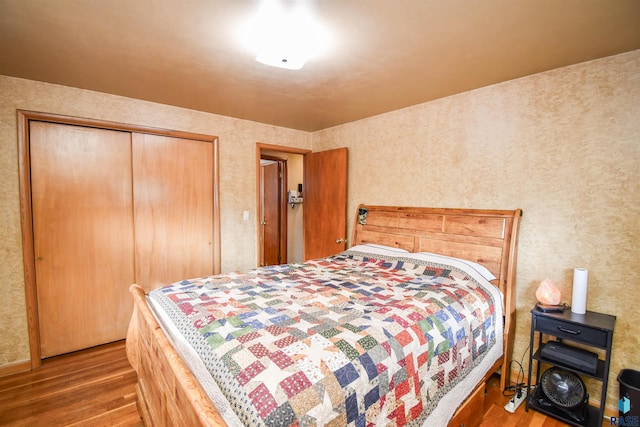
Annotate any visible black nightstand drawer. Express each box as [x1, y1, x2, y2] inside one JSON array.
[[535, 316, 608, 347]]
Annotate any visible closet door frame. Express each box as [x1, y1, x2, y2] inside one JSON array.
[[17, 110, 220, 368]]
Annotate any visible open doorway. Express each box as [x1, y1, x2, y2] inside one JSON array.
[[256, 143, 348, 266], [257, 144, 309, 266]]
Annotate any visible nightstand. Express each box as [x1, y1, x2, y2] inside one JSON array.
[[526, 307, 615, 427]]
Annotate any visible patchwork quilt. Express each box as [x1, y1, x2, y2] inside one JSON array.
[[149, 250, 499, 427]]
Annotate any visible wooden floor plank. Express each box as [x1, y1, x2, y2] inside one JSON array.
[[0, 341, 142, 427], [0, 359, 135, 408]]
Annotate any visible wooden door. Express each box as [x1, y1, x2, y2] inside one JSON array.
[[303, 148, 348, 260], [132, 133, 214, 291], [261, 161, 281, 266], [30, 122, 135, 358]]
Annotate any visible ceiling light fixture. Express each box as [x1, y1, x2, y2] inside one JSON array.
[[238, 0, 331, 70]]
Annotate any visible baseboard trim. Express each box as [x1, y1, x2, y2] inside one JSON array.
[[0, 359, 32, 378]]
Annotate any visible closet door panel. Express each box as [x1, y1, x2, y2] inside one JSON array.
[[132, 133, 214, 290], [30, 122, 135, 358]]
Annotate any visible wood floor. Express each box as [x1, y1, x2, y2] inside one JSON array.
[[0, 341, 141, 426], [0, 340, 609, 426]]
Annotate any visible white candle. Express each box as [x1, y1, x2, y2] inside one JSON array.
[[571, 268, 588, 314]]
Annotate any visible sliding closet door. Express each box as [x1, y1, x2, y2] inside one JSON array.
[[132, 133, 214, 291], [30, 122, 135, 358]]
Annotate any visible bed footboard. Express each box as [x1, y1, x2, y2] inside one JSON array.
[[126, 284, 226, 427]]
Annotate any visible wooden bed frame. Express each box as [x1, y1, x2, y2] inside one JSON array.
[[126, 205, 522, 427]]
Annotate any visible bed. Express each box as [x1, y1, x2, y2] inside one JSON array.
[[126, 205, 522, 427]]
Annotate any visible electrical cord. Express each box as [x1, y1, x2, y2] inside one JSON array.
[[503, 344, 530, 398]]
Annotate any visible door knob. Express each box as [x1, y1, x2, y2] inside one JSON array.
[[336, 238, 346, 244]]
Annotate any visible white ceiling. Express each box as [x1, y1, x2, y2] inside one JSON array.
[[1, 0, 639, 132]]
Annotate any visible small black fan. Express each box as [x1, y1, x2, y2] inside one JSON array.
[[538, 367, 589, 423]]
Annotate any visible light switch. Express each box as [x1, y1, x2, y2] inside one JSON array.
[[243, 210, 250, 221]]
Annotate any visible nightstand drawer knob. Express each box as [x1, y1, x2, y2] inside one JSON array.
[[557, 326, 581, 335]]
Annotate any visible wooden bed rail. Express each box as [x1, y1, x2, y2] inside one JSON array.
[[127, 284, 227, 426]]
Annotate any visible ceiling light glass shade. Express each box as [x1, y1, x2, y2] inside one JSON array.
[[238, 0, 331, 70]]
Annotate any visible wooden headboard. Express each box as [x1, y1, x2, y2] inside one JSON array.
[[351, 204, 522, 389], [351, 205, 522, 293]]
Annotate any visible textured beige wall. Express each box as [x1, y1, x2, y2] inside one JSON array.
[[312, 50, 640, 410], [0, 76, 311, 367]]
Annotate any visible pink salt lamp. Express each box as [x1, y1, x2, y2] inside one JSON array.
[[536, 279, 561, 305]]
